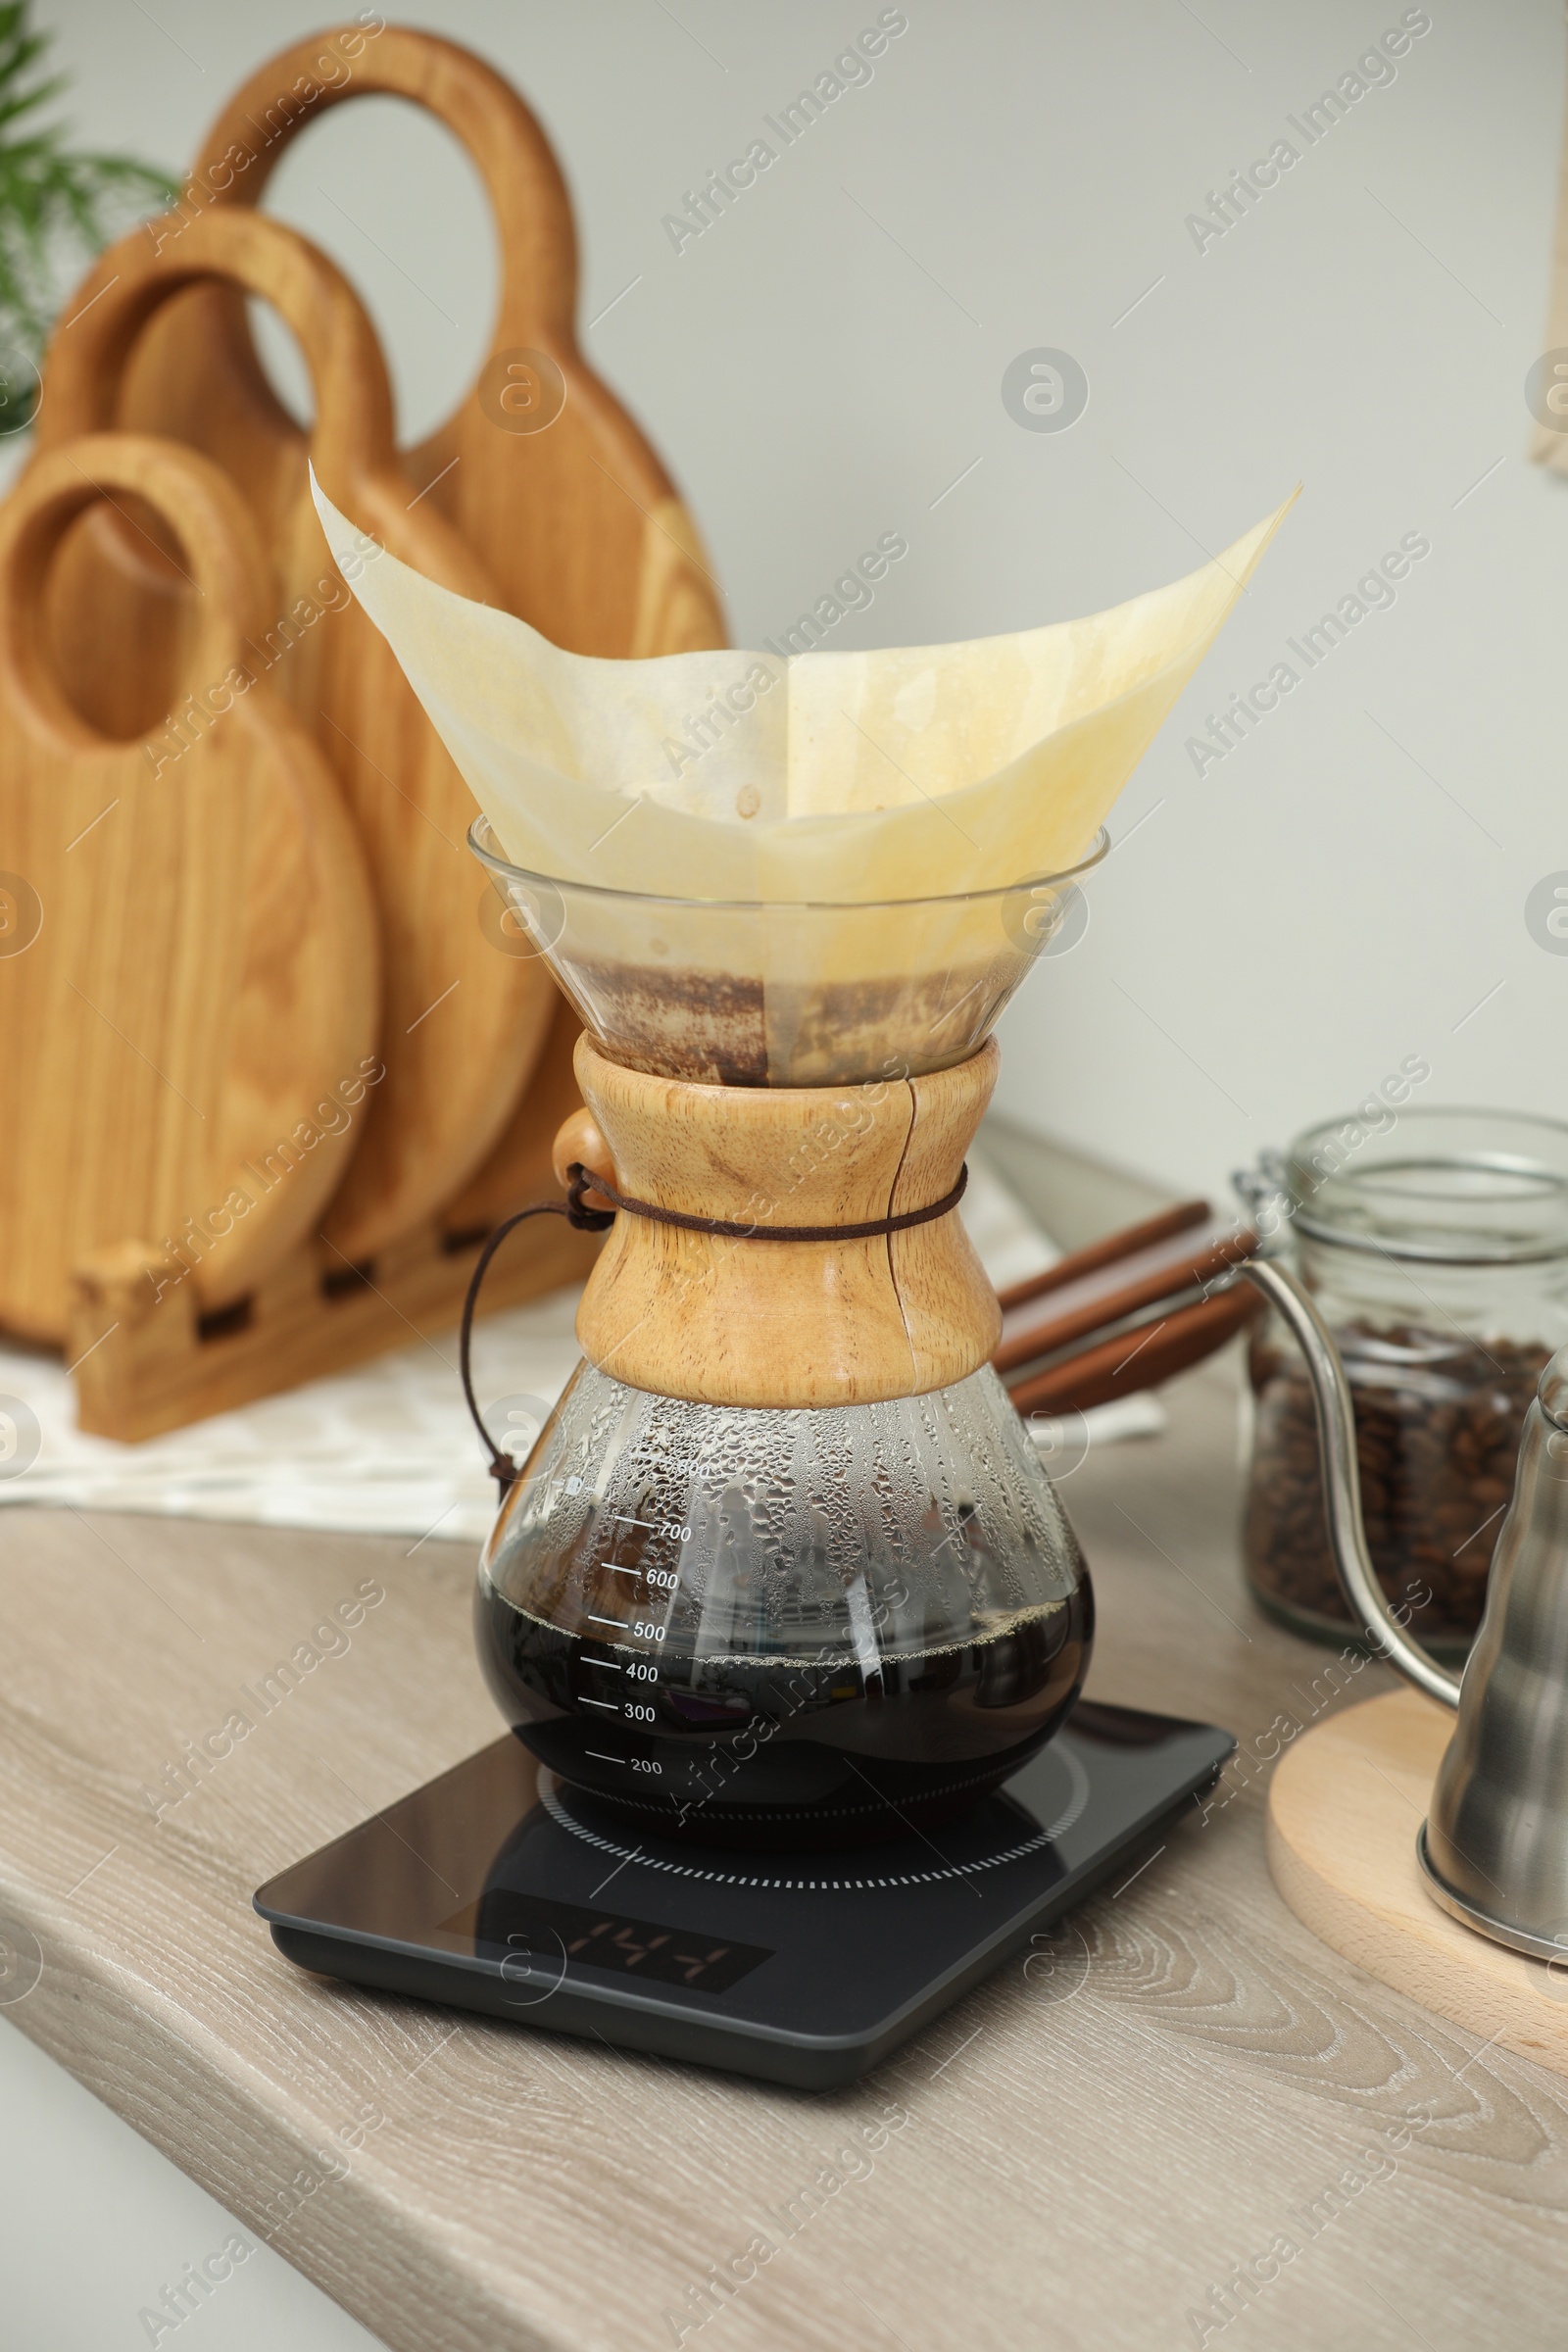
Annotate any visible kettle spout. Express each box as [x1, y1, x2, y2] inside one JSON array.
[[1241, 1259, 1462, 1709]]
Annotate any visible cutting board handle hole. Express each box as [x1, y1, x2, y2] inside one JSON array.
[[196, 1296, 254, 1344], [24, 487, 198, 747], [251, 98, 500, 447], [320, 1259, 377, 1301]]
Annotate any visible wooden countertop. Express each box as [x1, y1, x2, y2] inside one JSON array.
[[2, 1351, 1565, 2351]]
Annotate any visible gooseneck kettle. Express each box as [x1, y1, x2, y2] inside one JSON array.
[[1245, 1256, 1568, 1962]]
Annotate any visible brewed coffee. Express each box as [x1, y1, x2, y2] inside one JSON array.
[[476, 1584, 1090, 1847], [476, 1360, 1093, 1848]]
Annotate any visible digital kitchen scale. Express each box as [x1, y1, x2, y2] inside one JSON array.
[[256, 1699, 1233, 2088]]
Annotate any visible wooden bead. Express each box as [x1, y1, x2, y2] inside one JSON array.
[[571, 1035, 1002, 1409], [551, 1107, 616, 1203]]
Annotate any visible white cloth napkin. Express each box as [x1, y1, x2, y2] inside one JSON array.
[[0, 1152, 1161, 1544]]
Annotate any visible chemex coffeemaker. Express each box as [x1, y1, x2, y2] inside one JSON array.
[[253, 484, 1296, 2074], [464, 822, 1100, 1849], [302, 472, 1295, 1862]]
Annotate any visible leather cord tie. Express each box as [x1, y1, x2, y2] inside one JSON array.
[[460, 1160, 970, 1494]]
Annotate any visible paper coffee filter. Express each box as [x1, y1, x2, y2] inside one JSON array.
[[311, 475, 1297, 909]]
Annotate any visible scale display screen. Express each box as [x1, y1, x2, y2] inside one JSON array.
[[439, 1890, 773, 1994]]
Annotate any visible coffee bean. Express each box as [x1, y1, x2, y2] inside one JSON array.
[[1245, 1321, 1550, 1643]]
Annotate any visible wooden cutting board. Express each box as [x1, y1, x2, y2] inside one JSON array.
[[32, 208, 559, 1267], [0, 433, 377, 1343], [96, 22, 729, 1232]]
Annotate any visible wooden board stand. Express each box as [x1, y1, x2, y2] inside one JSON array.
[[1266, 1690, 1568, 2078], [68, 1211, 598, 1445], [65, 1002, 599, 1442]]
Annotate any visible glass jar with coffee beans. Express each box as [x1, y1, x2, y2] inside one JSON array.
[[1237, 1107, 1568, 1658]]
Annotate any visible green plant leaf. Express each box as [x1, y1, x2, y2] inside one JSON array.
[[0, 0, 177, 417]]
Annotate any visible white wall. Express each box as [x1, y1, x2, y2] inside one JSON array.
[[46, 0, 1568, 1200]]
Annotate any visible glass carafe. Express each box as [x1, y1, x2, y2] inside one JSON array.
[[477, 1362, 1092, 1847], [471, 820, 1104, 1847]]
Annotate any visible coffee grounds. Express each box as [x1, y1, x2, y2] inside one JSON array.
[[566, 956, 1024, 1085], [1244, 1320, 1551, 1644]]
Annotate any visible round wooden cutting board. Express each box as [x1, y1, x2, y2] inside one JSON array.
[[0, 434, 377, 1342]]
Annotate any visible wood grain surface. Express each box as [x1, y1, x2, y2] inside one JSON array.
[[0, 433, 376, 1343], [2, 1346, 1565, 2350], [32, 207, 557, 1263], [58, 996, 601, 1445], [570, 1035, 1002, 1406], [169, 23, 726, 659], [101, 22, 728, 1236], [1267, 1688, 1568, 2076], [63, 1196, 597, 1447]]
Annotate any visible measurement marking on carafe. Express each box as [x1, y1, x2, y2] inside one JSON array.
[[579, 1696, 618, 1709], [584, 1750, 625, 1765], [612, 1515, 654, 1530], [586, 1654, 623, 1669], [586, 1613, 622, 1627]]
